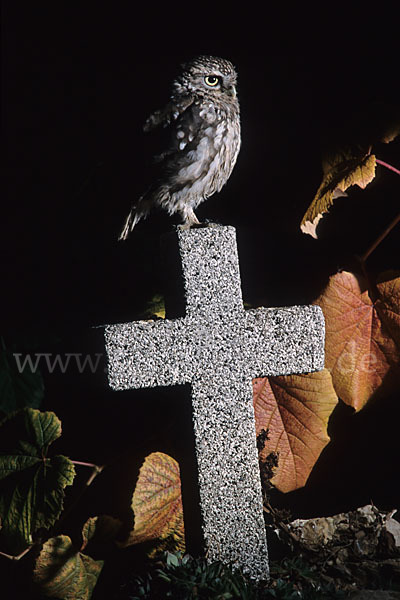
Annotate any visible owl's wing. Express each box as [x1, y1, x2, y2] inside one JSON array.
[[143, 95, 194, 132], [150, 102, 215, 171]]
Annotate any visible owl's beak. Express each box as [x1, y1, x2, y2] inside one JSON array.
[[227, 84, 237, 98]]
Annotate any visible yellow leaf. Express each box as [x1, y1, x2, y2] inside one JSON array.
[[121, 452, 185, 553], [33, 535, 103, 600], [253, 370, 338, 493], [301, 153, 376, 238]]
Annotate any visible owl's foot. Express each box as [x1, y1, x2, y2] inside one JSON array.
[[177, 222, 197, 230], [191, 220, 220, 229], [179, 209, 201, 229], [178, 212, 220, 230]]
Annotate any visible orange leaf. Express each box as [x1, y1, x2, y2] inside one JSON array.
[[121, 452, 185, 552], [253, 370, 337, 493], [314, 271, 400, 411], [376, 273, 400, 347]]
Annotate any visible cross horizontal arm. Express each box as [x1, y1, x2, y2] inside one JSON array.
[[243, 305, 325, 378], [104, 318, 191, 389]]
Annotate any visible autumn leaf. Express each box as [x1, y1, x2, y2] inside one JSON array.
[[33, 519, 105, 600], [120, 452, 185, 553], [301, 153, 376, 238], [253, 370, 338, 493], [379, 118, 400, 144], [141, 293, 166, 319], [375, 273, 400, 346], [314, 271, 400, 411], [0, 408, 75, 554], [300, 102, 400, 238], [81, 515, 122, 551]]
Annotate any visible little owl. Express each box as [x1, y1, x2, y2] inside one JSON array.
[[119, 55, 241, 239]]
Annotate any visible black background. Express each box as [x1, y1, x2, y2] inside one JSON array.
[[2, 1, 400, 559]]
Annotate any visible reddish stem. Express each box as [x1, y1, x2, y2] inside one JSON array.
[[71, 460, 104, 485], [359, 157, 400, 263], [376, 158, 400, 176], [71, 460, 98, 468], [361, 211, 400, 263], [0, 544, 34, 561], [53, 462, 105, 533]]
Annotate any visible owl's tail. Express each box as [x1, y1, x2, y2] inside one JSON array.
[[118, 195, 152, 240]]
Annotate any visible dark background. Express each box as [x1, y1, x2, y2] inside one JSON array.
[[2, 1, 400, 551]]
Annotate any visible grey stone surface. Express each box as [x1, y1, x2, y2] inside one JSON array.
[[104, 224, 325, 580]]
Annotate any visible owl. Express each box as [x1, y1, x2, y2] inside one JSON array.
[[119, 55, 241, 239]]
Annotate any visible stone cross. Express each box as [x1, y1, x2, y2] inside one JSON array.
[[104, 225, 324, 580]]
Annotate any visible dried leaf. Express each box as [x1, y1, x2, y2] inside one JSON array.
[[314, 271, 400, 411], [375, 272, 400, 347], [81, 515, 122, 551], [253, 370, 338, 493], [380, 120, 400, 143], [33, 532, 103, 600], [0, 408, 75, 553], [301, 153, 376, 238], [121, 452, 185, 552]]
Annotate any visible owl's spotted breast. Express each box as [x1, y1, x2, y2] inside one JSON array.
[[119, 55, 241, 240]]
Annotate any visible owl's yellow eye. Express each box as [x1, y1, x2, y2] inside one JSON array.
[[204, 75, 220, 87]]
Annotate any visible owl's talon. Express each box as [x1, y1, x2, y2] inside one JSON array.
[[177, 223, 194, 231], [191, 220, 220, 229]]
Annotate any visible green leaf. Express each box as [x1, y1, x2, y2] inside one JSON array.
[[33, 532, 104, 600], [166, 550, 180, 567], [140, 293, 166, 319], [0, 344, 44, 414], [0, 408, 75, 553]]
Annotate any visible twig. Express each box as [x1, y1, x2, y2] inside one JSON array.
[[71, 460, 101, 469], [0, 463, 105, 561], [71, 460, 105, 486], [0, 544, 34, 561], [54, 462, 105, 532], [376, 158, 400, 176], [357, 156, 400, 284], [361, 211, 400, 263]]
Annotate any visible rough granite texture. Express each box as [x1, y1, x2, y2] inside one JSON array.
[[104, 225, 325, 580]]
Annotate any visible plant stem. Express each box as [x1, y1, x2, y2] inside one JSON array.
[[361, 211, 400, 262], [0, 544, 34, 561], [376, 158, 400, 176], [358, 155, 400, 285], [71, 460, 99, 468], [54, 462, 105, 533], [71, 460, 104, 486]]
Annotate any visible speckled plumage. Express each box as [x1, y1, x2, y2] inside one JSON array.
[[119, 56, 241, 239]]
